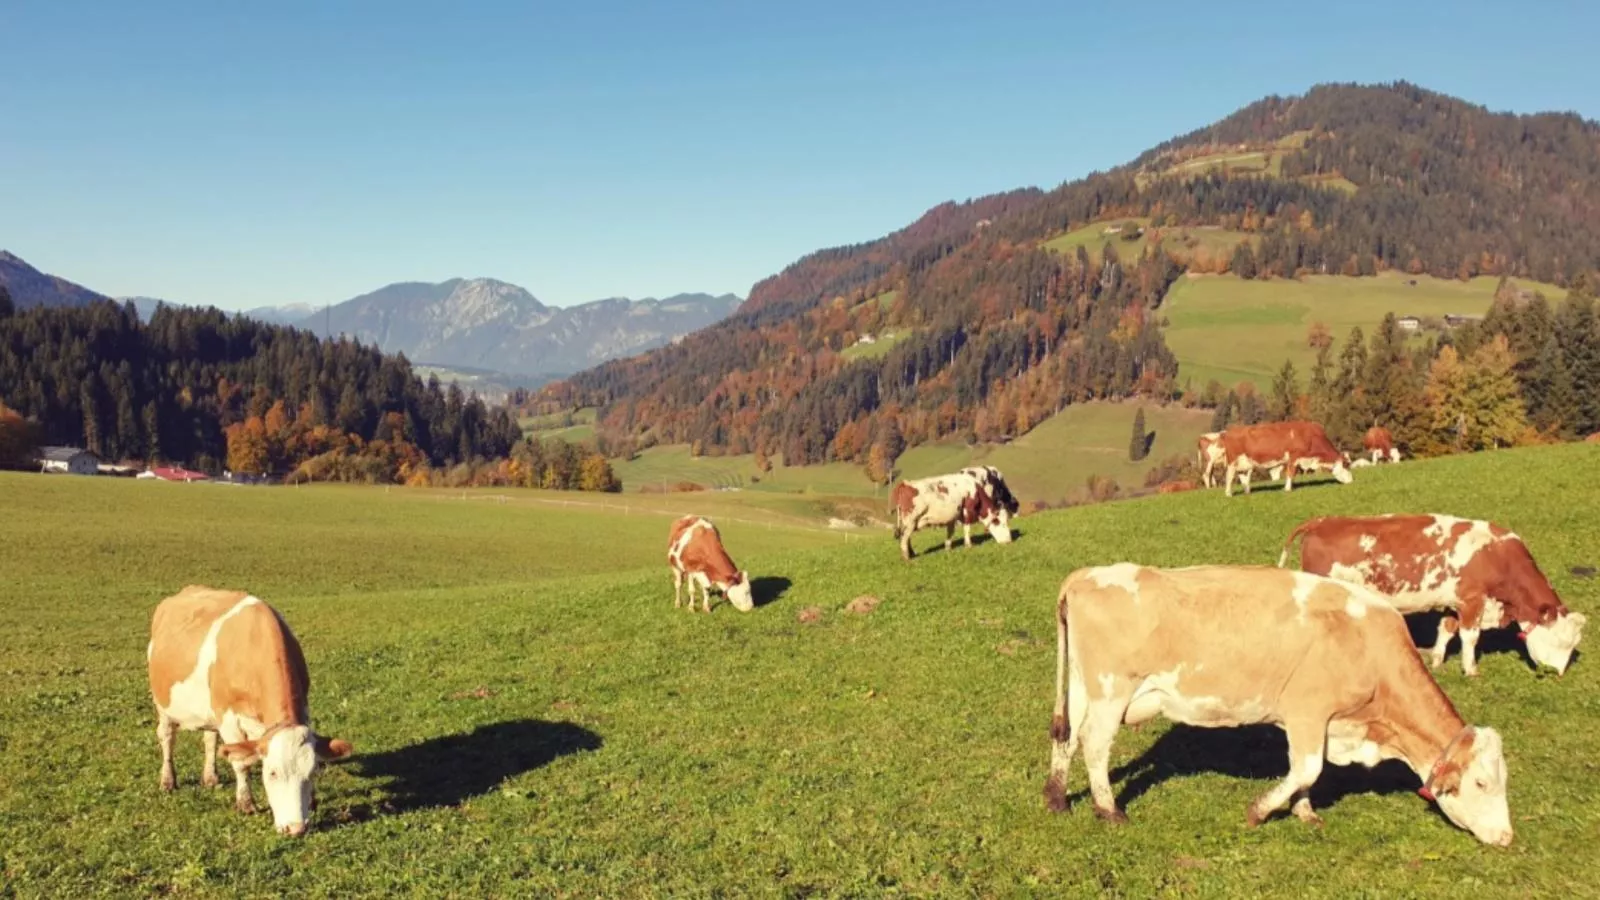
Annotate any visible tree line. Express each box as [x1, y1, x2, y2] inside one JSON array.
[[0, 294, 619, 490], [1205, 276, 1600, 455]]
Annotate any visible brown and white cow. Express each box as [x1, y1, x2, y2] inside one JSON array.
[[667, 515, 754, 613], [1364, 426, 1402, 464], [1221, 421, 1353, 496], [1197, 432, 1226, 488], [148, 586, 352, 836], [1043, 564, 1513, 845], [890, 466, 1019, 561], [1281, 514, 1587, 676]]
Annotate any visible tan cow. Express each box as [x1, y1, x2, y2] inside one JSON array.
[[1364, 426, 1402, 464], [890, 468, 1018, 561], [1220, 421, 1352, 496], [148, 586, 351, 836], [1043, 564, 1513, 846], [668, 515, 754, 612], [1281, 514, 1587, 676]]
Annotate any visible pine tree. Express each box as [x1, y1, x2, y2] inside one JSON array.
[[1210, 393, 1235, 431], [1463, 335, 1531, 449], [1230, 242, 1258, 280], [1128, 406, 1148, 461], [1308, 341, 1334, 423], [1269, 360, 1300, 421], [1527, 336, 1578, 437], [0, 285, 12, 319]]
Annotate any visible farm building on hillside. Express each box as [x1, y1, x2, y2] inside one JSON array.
[[1396, 316, 1421, 331], [138, 466, 211, 483], [37, 446, 101, 476], [1444, 313, 1483, 328]]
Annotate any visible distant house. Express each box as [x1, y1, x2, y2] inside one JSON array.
[[37, 446, 100, 476], [138, 466, 210, 483], [856, 334, 877, 345], [1444, 314, 1483, 328], [1396, 316, 1422, 332]]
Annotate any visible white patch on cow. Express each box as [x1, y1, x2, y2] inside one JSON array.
[[1446, 520, 1499, 572], [1359, 535, 1377, 553], [1290, 572, 1323, 622], [1524, 612, 1587, 675], [1326, 720, 1387, 767], [1098, 672, 1117, 699], [1123, 666, 1271, 727], [219, 709, 267, 746], [1344, 598, 1368, 617], [160, 595, 262, 731], [1477, 598, 1506, 630], [261, 724, 319, 835], [1088, 563, 1141, 596]]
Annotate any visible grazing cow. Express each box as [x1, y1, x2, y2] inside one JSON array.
[[1364, 426, 1402, 464], [1196, 432, 1226, 488], [890, 467, 1018, 561], [1281, 515, 1587, 676], [1220, 421, 1352, 496], [1043, 564, 1513, 846], [148, 586, 352, 837], [667, 515, 753, 613]]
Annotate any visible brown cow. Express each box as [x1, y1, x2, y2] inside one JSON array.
[[1043, 564, 1513, 846], [1281, 514, 1587, 676], [1221, 421, 1352, 496], [148, 586, 352, 836], [1364, 426, 1401, 463], [668, 515, 754, 612], [890, 467, 1018, 560]]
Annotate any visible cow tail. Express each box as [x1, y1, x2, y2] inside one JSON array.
[[1044, 576, 1075, 812], [1278, 518, 1323, 568]]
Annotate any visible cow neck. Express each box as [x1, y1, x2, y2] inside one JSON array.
[[1379, 670, 1467, 783]]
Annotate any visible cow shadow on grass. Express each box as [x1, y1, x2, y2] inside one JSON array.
[[1403, 611, 1537, 672], [751, 576, 792, 608], [348, 719, 602, 816], [1067, 723, 1416, 816], [914, 527, 1026, 557]]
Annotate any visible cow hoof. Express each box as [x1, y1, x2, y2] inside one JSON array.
[[1464, 669, 1480, 678], [236, 798, 257, 815], [160, 775, 176, 793], [201, 772, 220, 788], [1245, 804, 1266, 828], [1093, 807, 1128, 825]]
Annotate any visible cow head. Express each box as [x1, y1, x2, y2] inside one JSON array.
[[1424, 726, 1512, 847], [1328, 456, 1353, 484], [1523, 612, 1586, 675], [221, 725, 353, 836], [725, 572, 755, 612]]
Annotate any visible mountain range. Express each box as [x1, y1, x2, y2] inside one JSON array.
[[0, 253, 740, 379], [298, 279, 741, 377], [547, 81, 1600, 464]]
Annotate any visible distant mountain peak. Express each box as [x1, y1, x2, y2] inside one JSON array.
[[0, 251, 112, 310]]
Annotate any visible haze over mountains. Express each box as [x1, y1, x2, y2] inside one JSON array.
[[0, 252, 740, 379]]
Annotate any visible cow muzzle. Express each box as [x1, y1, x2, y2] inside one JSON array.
[[278, 821, 307, 838]]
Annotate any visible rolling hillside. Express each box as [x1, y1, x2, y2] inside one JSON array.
[[4, 443, 1596, 895], [547, 82, 1600, 475], [1164, 272, 1569, 390]]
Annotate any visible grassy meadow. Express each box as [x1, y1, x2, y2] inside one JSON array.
[[1163, 272, 1567, 391], [611, 401, 1211, 506], [3, 443, 1599, 896]]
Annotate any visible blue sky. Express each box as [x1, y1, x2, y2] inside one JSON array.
[[3, 1, 1598, 310]]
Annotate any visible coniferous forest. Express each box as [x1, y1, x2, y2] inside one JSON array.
[[0, 294, 619, 489]]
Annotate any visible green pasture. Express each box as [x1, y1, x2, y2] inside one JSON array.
[[2, 444, 1598, 896]]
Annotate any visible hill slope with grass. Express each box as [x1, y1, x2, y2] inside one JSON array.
[[548, 82, 1600, 475], [3, 443, 1597, 895]]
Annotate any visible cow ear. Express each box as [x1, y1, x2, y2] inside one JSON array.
[[1431, 730, 1479, 796], [219, 740, 262, 765], [314, 735, 353, 761]]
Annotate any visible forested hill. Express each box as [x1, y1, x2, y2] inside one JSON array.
[[544, 82, 1600, 468], [0, 297, 523, 473]]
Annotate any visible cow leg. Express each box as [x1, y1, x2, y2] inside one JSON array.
[[1224, 463, 1237, 497], [1080, 696, 1133, 824], [1429, 617, 1459, 669], [1290, 791, 1323, 827], [202, 730, 220, 788], [945, 521, 955, 552], [157, 717, 177, 792], [231, 759, 257, 815], [1247, 721, 1325, 827], [1459, 623, 1484, 677], [901, 519, 916, 561], [1282, 460, 1295, 493], [673, 570, 682, 609], [963, 521, 973, 548]]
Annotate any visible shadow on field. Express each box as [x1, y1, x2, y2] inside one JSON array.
[[752, 576, 792, 608], [351, 719, 602, 814], [1089, 724, 1417, 814], [1403, 611, 1533, 672], [916, 527, 1025, 557]]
